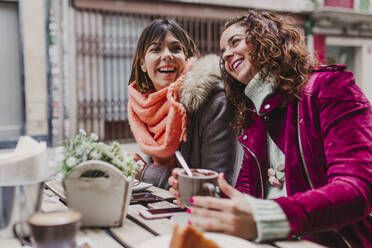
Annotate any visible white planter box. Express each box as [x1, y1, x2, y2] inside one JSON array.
[[63, 160, 132, 227]]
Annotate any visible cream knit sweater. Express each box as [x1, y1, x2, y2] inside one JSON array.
[[243, 74, 290, 242]]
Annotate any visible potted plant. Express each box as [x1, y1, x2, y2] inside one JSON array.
[[58, 130, 144, 227]]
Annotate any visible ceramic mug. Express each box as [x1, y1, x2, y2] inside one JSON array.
[[178, 168, 219, 207], [13, 209, 81, 248]]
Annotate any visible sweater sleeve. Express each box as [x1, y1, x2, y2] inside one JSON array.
[[245, 195, 290, 242], [140, 160, 173, 189]]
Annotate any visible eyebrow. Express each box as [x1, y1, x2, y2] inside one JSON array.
[[220, 34, 245, 55], [149, 40, 181, 47], [149, 41, 160, 47]]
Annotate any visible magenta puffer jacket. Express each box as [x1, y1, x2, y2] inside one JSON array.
[[236, 65, 372, 247]]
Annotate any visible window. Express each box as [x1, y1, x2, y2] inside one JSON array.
[[325, 0, 354, 8], [326, 45, 355, 74], [360, 0, 370, 10], [0, 1, 23, 146]]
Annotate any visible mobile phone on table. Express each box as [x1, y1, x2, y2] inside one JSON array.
[[131, 192, 160, 204], [139, 207, 186, 219]]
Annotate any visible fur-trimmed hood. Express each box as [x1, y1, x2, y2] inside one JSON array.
[[179, 54, 223, 113]]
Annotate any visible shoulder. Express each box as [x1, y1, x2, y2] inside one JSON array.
[[194, 90, 234, 126], [303, 64, 368, 103], [179, 54, 224, 113]]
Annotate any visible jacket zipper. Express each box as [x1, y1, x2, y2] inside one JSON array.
[[297, 104, 315, 189], [240, 143, 265, 198], [297, 103, 352, 248]]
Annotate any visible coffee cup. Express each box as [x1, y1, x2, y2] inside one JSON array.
[[178, 168, 219, 207], [13, 209, 81, 248]]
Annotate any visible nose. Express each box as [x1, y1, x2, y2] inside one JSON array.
[[222, 48, 233, 64], [161, 47, 173, 61]]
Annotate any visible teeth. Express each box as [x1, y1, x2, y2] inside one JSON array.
[[233, 60, 242, 71], [159, 69, 175, 72], [159, 66, 176, 73]]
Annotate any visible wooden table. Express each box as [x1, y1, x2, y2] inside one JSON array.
[[0, 179, 325, 248]]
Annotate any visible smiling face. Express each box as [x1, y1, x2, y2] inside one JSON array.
[[140, 31, 186, 91], [220, 24, 257, 85]]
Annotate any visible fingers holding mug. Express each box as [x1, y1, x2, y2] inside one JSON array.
[[169, 168, 184, 208]]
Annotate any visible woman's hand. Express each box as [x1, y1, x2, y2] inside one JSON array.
[[188, 173, 258, 240], [168, 168, 185, 208]]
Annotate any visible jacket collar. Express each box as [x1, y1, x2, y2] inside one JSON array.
[[257, 92, 284, 116], [178, 54, 223, 114]]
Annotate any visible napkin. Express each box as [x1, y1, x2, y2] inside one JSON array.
[[0, 136, 48, 184]]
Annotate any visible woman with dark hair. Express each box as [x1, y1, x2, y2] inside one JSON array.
[[169, 10, 372, 247], [128, 19, 239, 189]]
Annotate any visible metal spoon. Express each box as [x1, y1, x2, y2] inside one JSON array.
[[175, 151, 193, 177]]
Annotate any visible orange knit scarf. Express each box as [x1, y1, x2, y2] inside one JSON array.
[[127, 76, 187, 160]]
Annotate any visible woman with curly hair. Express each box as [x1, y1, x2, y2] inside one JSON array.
[[169, 10, 372, 247]]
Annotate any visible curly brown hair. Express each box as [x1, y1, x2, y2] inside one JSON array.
[[221, 10, 318, 134]]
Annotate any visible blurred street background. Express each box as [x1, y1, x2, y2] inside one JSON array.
[[1, 0, 372, 149]]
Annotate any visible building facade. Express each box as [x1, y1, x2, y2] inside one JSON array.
[[53, 0, 310, 145], [311, 0, 372, 102], [1, 0, 371, 147]]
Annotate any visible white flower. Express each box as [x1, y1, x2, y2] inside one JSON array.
[[75, 147, 85, 156], [112, 157, 123, 167], [81, 141, 92, 151], [59, 129, 143, 178], [103, 147, 115, 159], [89, 150, 102, 160], [66, 156, 78, 167], [90, 133, 98, 141], [79, 129, 87, 136]]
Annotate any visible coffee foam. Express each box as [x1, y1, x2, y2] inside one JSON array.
[[180, 169, 217, 178], [29, 210, 81, 226]]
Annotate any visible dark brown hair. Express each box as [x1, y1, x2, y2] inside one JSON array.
[[129, 19, 199, 93], [221, 10, 318, 134]]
